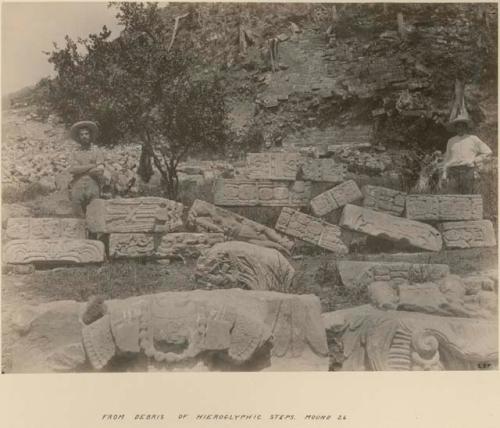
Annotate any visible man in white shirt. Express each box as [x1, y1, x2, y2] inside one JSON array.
[[441, 119, 492, 194]]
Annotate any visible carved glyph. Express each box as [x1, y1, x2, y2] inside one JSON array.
[[310, 180, 363, 216], [362, 185, 407, 216], [405, 195, 483, 221], [439, 220, 497, 248], [6, 218, 86, 240]]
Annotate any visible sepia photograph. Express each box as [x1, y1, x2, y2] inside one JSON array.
[[1, 1, 498, 377]]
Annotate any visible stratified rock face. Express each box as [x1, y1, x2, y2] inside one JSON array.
[[86, 197, 184, 233], [187, 199, 293, 254], [405, 195, 483, 221], [439, 220, 497, 248], [275, 207, 349, 254], [339, 204, 442, 252], [362, 185, 407, 216], [3, 239, 105, 264], [6, 218, 86, 240], [323, 305, 498, 371], [109, 233, 225, 259], [213, 179, 311, 207], [336, 261, 449, 289], [195, 241, 295, 292], [8, 290, 329, 372], [310, 180, 363, 216]]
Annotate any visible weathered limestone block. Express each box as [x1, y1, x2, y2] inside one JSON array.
[[6, 218, 86, 240], [3, 239, 105, 264], [299, 159, 347, 183], [310, 180, 363, 216], [275, 208, 348, 254], [109, 233, 225, 259], [214, 179, 311, 207], [323, 305, 498, 371], [362, 185, 407, 216], [86, 197, 184, 233], [336, 261, 449, 289], [406, 195, 483, 221], [187, 199, 293, 254], [195, 241, 295, 292], [2, 203, 33, 228], [339, 204, 442, 252], [8, 290, 329, 372], [439, 220, 496, 249]]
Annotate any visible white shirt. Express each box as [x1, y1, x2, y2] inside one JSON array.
[[444, 134, 492, 168]]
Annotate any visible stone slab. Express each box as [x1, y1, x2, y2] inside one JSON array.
[[439, 220, 497, 249], [187, 199, 293, 254], [213, 179, 311, 207], [275, 207, 349, 254], [299, 159, 347, 183], [3, 239, 105, 264], [405, 195, 483, 221], [109, 233, 225, 259], [310, 180, 362, 216], [86, 197, 184, 233], [362, 185, 407, 216], [6, 218, 86, 240], [336, 261, 450, 289], [339, 204, 442, 252]]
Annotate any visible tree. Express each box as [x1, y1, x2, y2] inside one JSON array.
[[45, 2, 228, 200]]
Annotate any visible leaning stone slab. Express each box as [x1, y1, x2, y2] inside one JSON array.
[[3, 239, 105, 264], [86, 197, 184, 233], [275, 207, 349, 254], [310, 180, 362, 216], [406, 195, 483, 221], [6, 218, 86, 240], [339, 204, 442, 252], [214, 179, 311, 207], [336, 261, 449, 289], [187, 199, 293, 254], [439, 220, 496, 249], [109, 233, 225, 259], [362, 185, 407, 216]]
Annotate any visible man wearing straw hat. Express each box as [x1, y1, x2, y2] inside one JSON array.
[[68, 121, 105, 216]]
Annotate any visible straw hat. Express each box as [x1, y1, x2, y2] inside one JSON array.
[[70, 121, 99, 142]]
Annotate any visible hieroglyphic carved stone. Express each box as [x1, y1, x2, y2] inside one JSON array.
[[3, 239, 105, 264], [6, 218, 86, 240], [362, 185, 407, 216], [340, 204, 442, 252], [299, 159, 347, 183], [310, 180, 362, 216], [406, 195, 483, 221], [336, 261, 450, 289], [439, 220, 496, 248], [109, 233, 225, 259], [275, 207, 349, 254], [213, 179, 311, 207], [187, 199, 293, 254], [86, 197, 184, 233]]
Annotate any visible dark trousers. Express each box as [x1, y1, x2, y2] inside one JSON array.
[[447, 166, 475, 194]]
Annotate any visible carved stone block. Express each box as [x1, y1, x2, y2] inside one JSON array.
[[275, 207, 349, 254], [187, 199, 294, 254], [336, 261, 450, 289], [6, 218, 86, 240], [406, 195, 483, 221], [310, 180, 362, 216], [86, 197, 184, 233], [362, 185, 407, 216], [3, 239, 105, 264], [439, 220, 497, 249], [214, 179, 311, 207], [299, 159, 347, 183], [109, 233, 225, 259], [339, 204, 442, 252]]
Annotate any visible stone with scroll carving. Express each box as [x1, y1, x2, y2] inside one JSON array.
[[86, 197, 184, 233], [406, 195, 483, 221], [6, 218, 86, 240], [439, 220, 496, 249], [3, 239, 105, 264], [187, 199, 293, 254], [310, 180, 363, 216], [362, 185, 407, 216], [275, 207, 348, 254], [339, 204, 442, 251], [246, 153, 303, 180]]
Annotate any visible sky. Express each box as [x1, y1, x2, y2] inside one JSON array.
[[2, 2, 123, 95]]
